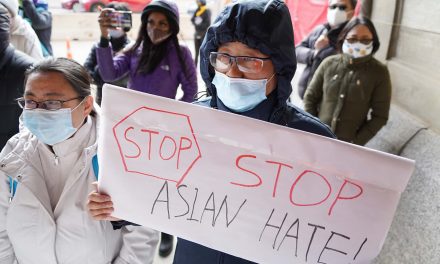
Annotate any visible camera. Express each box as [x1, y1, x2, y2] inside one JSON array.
[[110, 11, 132, 29]]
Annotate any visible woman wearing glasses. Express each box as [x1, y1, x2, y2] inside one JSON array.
[[304, 17, 392, 146], [0, 58, 159, 264], [88, 0, 334, 263]]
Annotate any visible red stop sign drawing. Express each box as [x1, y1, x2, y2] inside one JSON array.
[[113, 106, 202, 186]]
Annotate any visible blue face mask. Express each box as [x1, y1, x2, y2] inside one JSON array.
[[212, 71, 274, 112], [23, 100, 85, 145]]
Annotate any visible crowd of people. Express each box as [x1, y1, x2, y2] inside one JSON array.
[[0, 0, 392, 263]]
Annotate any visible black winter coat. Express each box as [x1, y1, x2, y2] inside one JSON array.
[[295, 22, 346, 99], [0, 45, 34, 149]]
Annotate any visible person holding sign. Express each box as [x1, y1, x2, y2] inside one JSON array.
[[0, 58, 159, 264], [96, 0, 197, 103], [87, 0, 336, 263], [304, 17, 392, 146]]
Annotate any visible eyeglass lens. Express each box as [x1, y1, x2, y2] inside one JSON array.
[[18, 99, 64, 110], [210, 53, 264, 73], [346, 38, 373, 45]]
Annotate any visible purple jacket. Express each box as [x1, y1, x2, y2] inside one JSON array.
[[96, 41, 197, 102]]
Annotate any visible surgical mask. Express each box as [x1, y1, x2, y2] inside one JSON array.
[[147, 28, 171, 45], [108, 29, 125, 39], [327, 8, 347, 27], [342, 40, 373, 58], [23, 100, 85, 145], [212, 71, 274, 112]]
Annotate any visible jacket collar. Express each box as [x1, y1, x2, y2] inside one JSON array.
[[343, 53, 374, 68]]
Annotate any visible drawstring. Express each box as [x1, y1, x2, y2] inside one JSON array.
[[194, 90, 210, 101]]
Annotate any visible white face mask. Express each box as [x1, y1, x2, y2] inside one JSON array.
[[342, 40, 373, 58], [327, 8, 348, 27], [108, 29, 125, 39]]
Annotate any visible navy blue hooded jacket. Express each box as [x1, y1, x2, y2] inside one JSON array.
[[174, 0, 334, 263]]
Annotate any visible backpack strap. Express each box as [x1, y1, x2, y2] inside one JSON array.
[[8, 155, 99, 201]]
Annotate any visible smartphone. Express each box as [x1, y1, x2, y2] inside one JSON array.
[[110, 11, 132, 29]]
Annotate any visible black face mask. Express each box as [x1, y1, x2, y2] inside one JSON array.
[[0, 5, 10, 54]]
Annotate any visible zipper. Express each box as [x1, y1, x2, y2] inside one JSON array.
[[54, 155, 59, 165]]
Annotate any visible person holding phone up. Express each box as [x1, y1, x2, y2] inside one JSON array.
[[296, 0, 356, 99], [84, 2, 132, 106], [96, 0, 197, 104]]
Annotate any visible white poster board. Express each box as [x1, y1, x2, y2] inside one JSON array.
[[98, 84, 415, 264]]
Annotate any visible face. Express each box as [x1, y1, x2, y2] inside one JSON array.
[[345, 24, 373, 43], [146, 11, 170, 33], [24, 72, 94, 129], [328, 0, 355, 19], [217, 42, 277, 96]]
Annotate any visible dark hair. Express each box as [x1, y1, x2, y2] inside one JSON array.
[[329, 0, 357, 10], [337, 16, 380, 54], [127, 11, 188, 76], [24, 57, 96, 116], [349, 0, 357, 10]]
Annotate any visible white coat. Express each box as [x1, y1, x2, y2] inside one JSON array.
[[0, 113, 159, 264], [9, 16, 43, 61]]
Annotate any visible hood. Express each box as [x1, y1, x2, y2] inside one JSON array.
[[141, 0, 180, 34], [200, 0, 297, 108]]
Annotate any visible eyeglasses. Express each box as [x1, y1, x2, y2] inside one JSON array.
[[346, 38, 373, 45], [329, 4, 348, 11], [16, 97, 82, 111], [209, 52, 271, 74]]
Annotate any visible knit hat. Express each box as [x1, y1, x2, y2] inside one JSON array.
[[0, 0, 18, 17], [141, 0, 180, 34]]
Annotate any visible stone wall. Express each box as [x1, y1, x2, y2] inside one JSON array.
[[370, 0, 440, 132]]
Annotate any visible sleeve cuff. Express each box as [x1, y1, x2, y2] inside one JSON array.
[[110, 220, 140, 230], [99, 37, 110, 48]]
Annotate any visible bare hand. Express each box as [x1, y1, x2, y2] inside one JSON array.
[[98, 8, 115, 39], [314, 35, 329, 51], [87, 182, 121, 221]]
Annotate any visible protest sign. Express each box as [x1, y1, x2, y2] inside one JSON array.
[[98, 84, 415, 264]]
